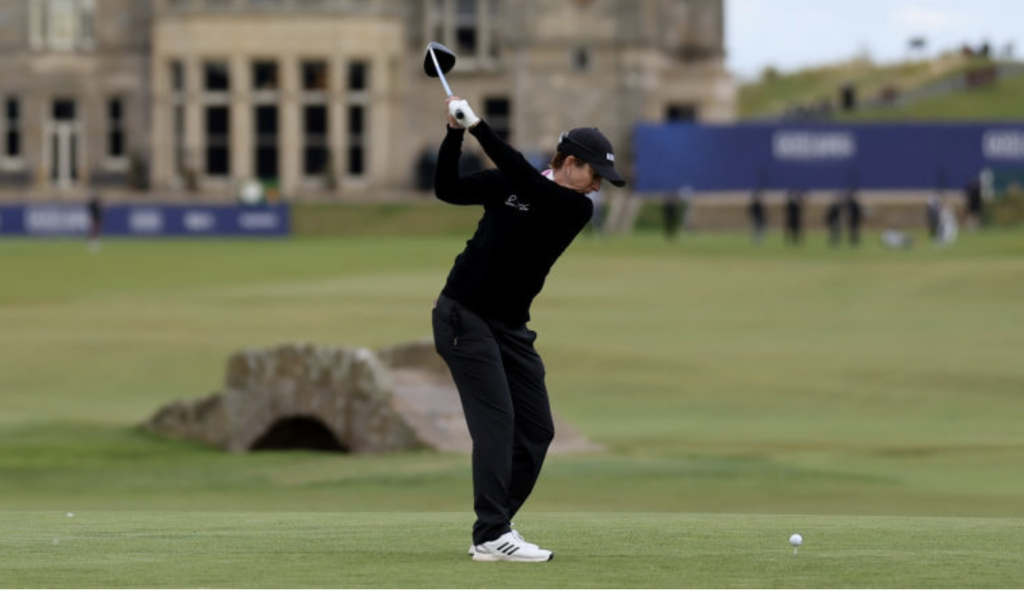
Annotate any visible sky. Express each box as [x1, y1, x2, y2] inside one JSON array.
[[726, 0, 1024, 80]]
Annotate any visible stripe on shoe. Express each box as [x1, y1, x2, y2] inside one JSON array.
[[495, 541, 523, 556]]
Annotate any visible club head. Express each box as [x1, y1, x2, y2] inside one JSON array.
[[424, 42, 457, 78]]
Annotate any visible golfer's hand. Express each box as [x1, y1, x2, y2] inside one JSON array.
[[446, 96, 480, 129]]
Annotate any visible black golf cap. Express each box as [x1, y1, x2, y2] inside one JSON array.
[[557, 128, 626, 187]]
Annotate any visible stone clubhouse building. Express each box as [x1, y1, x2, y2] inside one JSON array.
[[0, 0, 733, 201]]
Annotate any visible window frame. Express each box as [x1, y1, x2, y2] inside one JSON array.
[[423, 0, 498, 70], [29, 0, 96, 53], [300, 58, 331, 180], [345, 60, 371, 179], [1, 96, 25, 171], [200, 58, 232, 178], [105, 96, 129, 170]]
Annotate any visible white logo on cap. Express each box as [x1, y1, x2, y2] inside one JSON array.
[[607, 153, 615, 162]]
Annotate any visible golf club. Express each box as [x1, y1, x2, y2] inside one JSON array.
[[423, 41, 463, 120]]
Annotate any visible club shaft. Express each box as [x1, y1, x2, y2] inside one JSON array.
[[429, 48, 454, 97]]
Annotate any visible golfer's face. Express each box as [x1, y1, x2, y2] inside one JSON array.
[[566, 161, 602, 194]]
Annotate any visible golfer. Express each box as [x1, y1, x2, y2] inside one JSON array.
[[432, 96, 625, 562]]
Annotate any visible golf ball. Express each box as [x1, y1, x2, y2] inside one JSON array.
[[789, 533, 803, 546], [66, 512, 74, 518]]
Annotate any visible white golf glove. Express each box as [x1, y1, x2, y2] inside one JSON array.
[[448, 99, 480, 128]]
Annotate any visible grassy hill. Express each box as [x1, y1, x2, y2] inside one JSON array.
[[839, 65, 1024, 121], [740, 54, 1024, 121], [739, 58, 936, 119]]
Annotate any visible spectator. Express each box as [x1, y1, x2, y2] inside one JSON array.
[[784, 188, 804, 246], [926, 192, 959, 244], [965, 177, 983, 230], [662, 191, 682, 240], [825, 195, 843, 247], [846, 188, 862, 246], [926, 192, 942, 239], [87, 192, 103, 253], [938, 197, 959, 245], [748, 188, 767, 244]]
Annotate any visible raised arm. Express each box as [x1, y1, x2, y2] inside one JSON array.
[[442, 96, 551, 197], [468, 121, 551, 196], [434, 125, 499, 205]]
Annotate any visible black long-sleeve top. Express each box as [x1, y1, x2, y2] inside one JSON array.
[[435, 121, 594, 325]]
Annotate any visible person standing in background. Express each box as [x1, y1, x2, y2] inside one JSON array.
[[749, 188, 767, 244], [784, 188, 804, 246], [662, 191, 682, 240], [845, 187, 862, 246], [825, 194, 843, 247], [87, 192, 104, 253], [965, 176, 983, 230]]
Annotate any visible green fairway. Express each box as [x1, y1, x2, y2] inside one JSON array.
[[2, 511, 1022, 588], [2, 229, 1024, 586]]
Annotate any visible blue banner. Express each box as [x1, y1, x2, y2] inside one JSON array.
[[632, 122, 1024, 192], [0, 204, 290, 238]]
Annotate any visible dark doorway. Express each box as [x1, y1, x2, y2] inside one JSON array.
[[250, 416, 347, 452]]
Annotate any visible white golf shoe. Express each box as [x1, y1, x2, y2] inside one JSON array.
[[467, 526, 525, 556], [471, 531, 553, 562]]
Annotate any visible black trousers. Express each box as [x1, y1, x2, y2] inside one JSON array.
[[432, 294, 554, 545]]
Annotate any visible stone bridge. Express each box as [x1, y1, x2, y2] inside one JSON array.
[[144, 341, 602, 455]]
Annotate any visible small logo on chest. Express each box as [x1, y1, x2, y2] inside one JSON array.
[[505, 195, 530, 212]]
